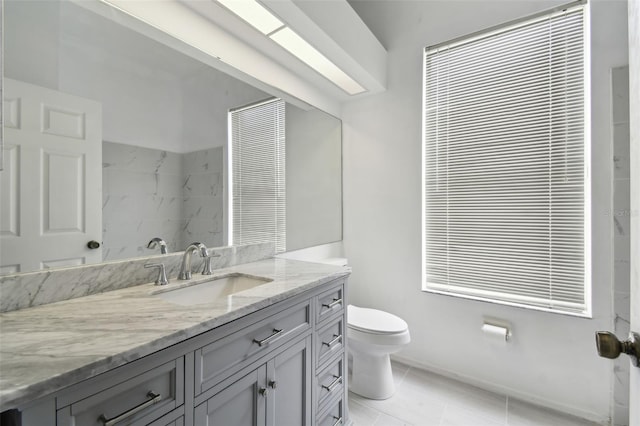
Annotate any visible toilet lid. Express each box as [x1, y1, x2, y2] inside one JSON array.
[[348, 305, 408, 334]]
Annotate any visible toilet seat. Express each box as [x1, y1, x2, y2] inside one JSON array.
[[347, 305, 408, 335], [348, 326, 411, 347]]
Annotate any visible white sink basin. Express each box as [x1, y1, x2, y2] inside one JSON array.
[[154, 274, 273, 306]]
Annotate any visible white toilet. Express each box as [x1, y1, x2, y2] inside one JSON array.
[[311, 257, 411, 400], [347, 304, 410, 400]]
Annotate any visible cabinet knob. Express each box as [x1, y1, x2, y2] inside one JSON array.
[[268, 380, 277, 389], [259, 387, 268, 397], [87, 240, 101, 249]]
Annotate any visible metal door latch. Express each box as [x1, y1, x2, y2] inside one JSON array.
[[595, 331, 640, 367]]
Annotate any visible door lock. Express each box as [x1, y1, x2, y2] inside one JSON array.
[[595, 331, 640, 367]]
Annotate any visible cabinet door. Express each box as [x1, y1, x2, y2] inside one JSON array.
[[194, 365, 267, 426], [266, 336, 312, 426]]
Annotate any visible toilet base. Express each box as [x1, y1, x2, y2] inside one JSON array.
[[349, 351, 395, 400]]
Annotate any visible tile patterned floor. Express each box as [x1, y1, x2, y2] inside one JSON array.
[[348, 362, 600, 426]]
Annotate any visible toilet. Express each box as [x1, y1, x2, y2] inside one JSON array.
[[312, 257, 411, 400], [347, 305, 411, 400]]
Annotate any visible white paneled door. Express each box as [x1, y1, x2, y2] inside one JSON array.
[[1, 79, 102, 274]]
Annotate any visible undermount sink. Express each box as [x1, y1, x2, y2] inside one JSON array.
[[154, 274, 273, 306]]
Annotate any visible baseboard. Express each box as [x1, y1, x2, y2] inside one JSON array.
[[390, 354, 611, 426]]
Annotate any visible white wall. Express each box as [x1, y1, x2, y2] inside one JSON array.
[[286, 105, 343, 251], [342, 0, 628, 422], [58, 2, 270, 153], [611, 66, 631, 426], [4, 0, 269, 154], [59, 34, 185, 152], [627, 2, 640, 425], [3, 1, 60, 90]]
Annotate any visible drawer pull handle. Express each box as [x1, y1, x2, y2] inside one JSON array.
[[332, 416, 343, 426], [322, 298, 342, 310], [322, 375, 343, 393], [98, 391, 161, 426], [253, 328, 284, 347], [322, 334, 342, 348]]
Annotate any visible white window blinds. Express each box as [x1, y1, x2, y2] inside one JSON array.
[[230, 98, 286, 253], [422, 3, 590, 315]]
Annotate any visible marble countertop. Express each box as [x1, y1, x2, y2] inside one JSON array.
[[0, 258, 350, 412]]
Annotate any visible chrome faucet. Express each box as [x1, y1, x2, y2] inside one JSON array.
[[147, 237, 168, 254], [178, 242, 208, 280]]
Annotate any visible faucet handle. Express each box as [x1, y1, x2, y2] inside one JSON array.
[[145, 263, 169, 286], [201, 252, 221, 275]]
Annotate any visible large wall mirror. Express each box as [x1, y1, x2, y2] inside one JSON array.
[[0, 0, 342, 276]]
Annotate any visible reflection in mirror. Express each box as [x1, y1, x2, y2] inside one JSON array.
[[0, 0, 342, 276]]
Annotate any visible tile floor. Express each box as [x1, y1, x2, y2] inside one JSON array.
[[348, 361, 600, 426]]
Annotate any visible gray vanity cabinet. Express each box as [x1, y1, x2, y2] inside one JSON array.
[[194, 336, 312, 426], [55, 355, 184, 426], [15, 276, 348, 426], [268, 336, 312, 426], [312, 284, 347, 425], [194, 365, 267, 426], [317, 396, 345, 426], [193, 299, 312, 395], [149, 417, 185, 426]]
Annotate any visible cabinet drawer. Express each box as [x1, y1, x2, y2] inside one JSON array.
[[316, 316, 344, 368], [316, 283, 344, 325], [316, 356, 344, 410], [317, 396, 345, 426], [196, 300, 311, 394], [148, 414, 184, 426], [56, 357, 184, 426]]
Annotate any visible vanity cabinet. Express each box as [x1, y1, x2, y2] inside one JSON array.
[[194, 299, 311, 395], [17, 277, 348, 426], [313, 284, 347, 421], [194, 336, 312, 425], [317, 395, 346, 426], [55, 355, 184, 426], [194, 364, 267, 426]]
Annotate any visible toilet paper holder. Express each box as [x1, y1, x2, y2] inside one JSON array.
[[481, 321, 511, 342]]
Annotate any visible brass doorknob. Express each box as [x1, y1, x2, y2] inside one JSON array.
[[595, 331, 640, 367]]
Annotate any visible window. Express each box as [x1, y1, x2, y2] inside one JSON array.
[[422, 2, 590, 316], [229, 98, 286, 253]]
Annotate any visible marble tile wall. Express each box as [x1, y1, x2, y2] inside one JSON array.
[[103, 142, 185, 260], [181, 146, 225, 249], [611, 65, 630, 426], [102, 143, 225, 260], [0, 242, 274, 313]]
